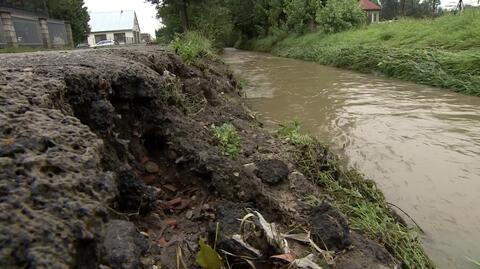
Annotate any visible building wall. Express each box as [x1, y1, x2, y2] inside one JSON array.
[[367, 10, 380, 23], [88, 30, 142, 46]]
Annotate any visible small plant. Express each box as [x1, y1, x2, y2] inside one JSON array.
[[211, 123, 241, 157], [315, 0, 366, 33], [196, 238, 223, 269], [277, 120, 314, 146], [169, 31, 215, 64]]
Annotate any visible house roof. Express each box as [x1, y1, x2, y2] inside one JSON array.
[[359, 0, 381, 10], [89, 10, 138, 32]]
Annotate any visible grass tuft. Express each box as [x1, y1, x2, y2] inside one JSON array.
[[278, 121, 434, 268], [211, 123, 241, 157], [169, 31, 216, 64]]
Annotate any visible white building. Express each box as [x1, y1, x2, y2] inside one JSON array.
[[87, 10, 141, 46]]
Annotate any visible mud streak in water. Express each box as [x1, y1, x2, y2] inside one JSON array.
[[224, 49, 480, 269]]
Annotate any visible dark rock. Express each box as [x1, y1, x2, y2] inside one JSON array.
[[335, 233, 396, 269], [310, 202, 351, 251], [101, 220, 147, 269], [144, 161, 160, 174], [210, 201, 252, 255], [116, 171, 156, 216], [255, 159, 289, 186]]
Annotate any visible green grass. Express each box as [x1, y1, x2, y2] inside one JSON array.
[[211, 123, 241, 157], [278, 121, 434, 268], [249, 11, 480, 95], [169, 31, 216, 64], [467, 257, 480, 267], [0, 46, 70, 54]]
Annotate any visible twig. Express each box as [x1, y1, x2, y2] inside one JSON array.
[[387, 202, 425, 233]]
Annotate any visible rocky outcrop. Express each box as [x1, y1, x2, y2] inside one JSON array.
[[0, 48, 396, 268]]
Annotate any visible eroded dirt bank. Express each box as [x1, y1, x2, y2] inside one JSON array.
[[1, 48, 399, 269]]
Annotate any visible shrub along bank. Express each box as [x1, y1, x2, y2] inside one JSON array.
[[247, 11, 480, 95]]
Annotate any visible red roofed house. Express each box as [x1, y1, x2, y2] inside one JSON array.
[[359, 0, 381, 24]]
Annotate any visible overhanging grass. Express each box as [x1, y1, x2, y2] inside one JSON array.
[[272, 44, 480, 95], [249, 11, 480, 95], [278, 121, 434, 268], [169, 31, 217, 64]]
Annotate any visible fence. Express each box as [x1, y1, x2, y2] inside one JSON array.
[[12, 16, 42, 45], [48, 19, 67, 47], [0, 18, 4, 45]]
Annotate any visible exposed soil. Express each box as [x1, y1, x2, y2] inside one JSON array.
[[0, 48, 396, 269]]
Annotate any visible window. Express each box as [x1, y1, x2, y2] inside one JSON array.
[[12, 17, 42, 45], [114, 33, 126, 44], [95, 34, 107, 44]]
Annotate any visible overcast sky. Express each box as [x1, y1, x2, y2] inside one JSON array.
[[84, 0, 161, 37]]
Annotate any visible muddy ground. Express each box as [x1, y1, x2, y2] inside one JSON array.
[[0, 48, 396, 269]]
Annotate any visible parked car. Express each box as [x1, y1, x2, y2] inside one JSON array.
[[94, 40, 118, 48], [75, 43, 90, 49]]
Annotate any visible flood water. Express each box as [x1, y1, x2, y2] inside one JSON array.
[[224, 49, 480, 269]]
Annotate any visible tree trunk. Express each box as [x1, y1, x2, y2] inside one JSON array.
[[179, 0, 189, 32], [400, 0, 406, 16]]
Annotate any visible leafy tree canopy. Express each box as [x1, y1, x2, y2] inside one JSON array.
[[46, 0, 90, 44]]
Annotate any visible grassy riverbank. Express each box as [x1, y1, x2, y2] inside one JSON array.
[[246, 11, 480, 95], [277, 121, 434, 268], [170, 33, 433, 268]]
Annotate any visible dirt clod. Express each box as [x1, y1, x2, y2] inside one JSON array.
[[116, 170, 156, 216], [310, 202, 352, 251], [101, 220, 148, 269], [255, 159, 289, 186]]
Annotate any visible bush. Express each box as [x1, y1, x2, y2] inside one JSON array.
[[249, 27, 289, 52], [284, 0, 318, 33], [169, 31, 215, 64], [316, 0, 366, 33], [211, 123, 241, 157]]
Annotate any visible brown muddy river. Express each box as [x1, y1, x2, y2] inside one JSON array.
[[224, 49, 480, 269]]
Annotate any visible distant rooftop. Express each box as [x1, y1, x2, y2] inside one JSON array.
[[89, 10, 139, 32], [359, 0, 381, 10]]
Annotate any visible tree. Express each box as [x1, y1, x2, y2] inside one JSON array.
[[284, 0, 318, 33], [381, 0, 400, 19], [316, 0, 366, 33], [147, 0, 190, 32], [150, 0, 233, 45], [46, 0, 90, 44]]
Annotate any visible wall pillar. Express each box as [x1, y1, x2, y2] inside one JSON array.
[[0, 12, 18, 48], [38, 18, 51, 48], [64, 21, 74, 47]]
